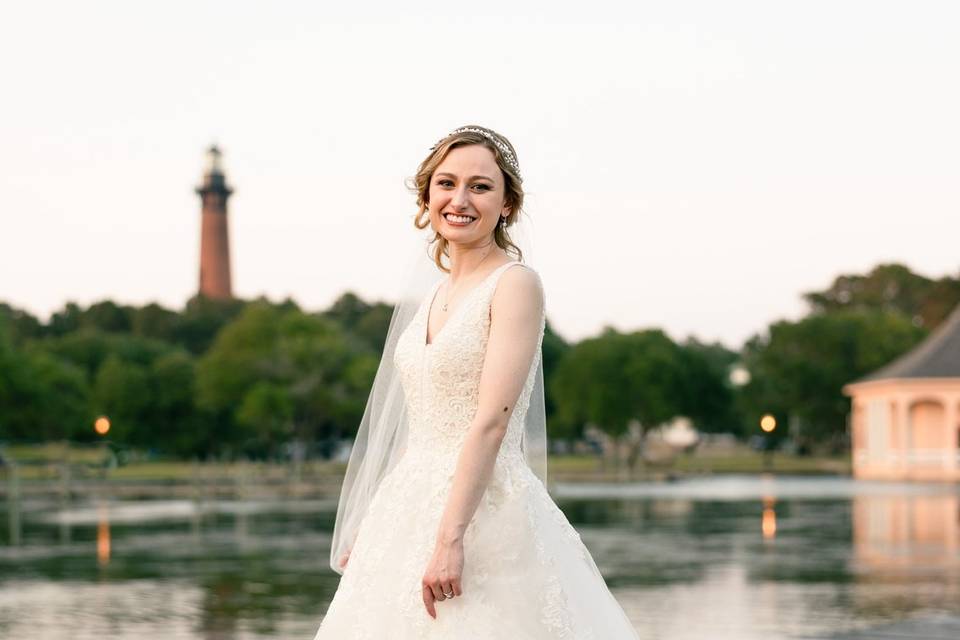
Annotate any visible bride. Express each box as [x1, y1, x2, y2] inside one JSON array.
[[313, 126, 640, 639]]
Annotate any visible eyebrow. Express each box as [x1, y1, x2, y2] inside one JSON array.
[[435, 172, 495, 182]]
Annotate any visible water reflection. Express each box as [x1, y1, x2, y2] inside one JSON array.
[[853, 493, 959, 567], [1, 476, 958, 639], [846, 492, 960, 625], [97, 502, 110, 566], [762, 495, 777, 540]]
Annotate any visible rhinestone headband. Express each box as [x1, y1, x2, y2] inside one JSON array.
[[430, 126, 522, 181]]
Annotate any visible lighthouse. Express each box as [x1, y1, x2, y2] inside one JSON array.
[[195, 144, 234, 299]]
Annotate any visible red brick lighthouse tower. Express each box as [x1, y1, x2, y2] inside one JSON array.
[[195, 144, 234, 299]]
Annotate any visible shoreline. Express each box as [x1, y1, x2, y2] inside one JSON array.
[[1, 451, 856, 501]]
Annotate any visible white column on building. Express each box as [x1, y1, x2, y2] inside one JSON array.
[[896, 395, 911, 474]]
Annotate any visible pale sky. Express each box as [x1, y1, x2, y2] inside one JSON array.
[[2, 1, 958, 349]]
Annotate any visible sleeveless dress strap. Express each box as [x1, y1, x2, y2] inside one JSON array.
[[484, 259, 531, 295], [480, 260, 541, 326], [487, 259, 522, 283]]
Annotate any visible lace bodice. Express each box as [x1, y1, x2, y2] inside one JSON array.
[[392, 260, 545, 465]]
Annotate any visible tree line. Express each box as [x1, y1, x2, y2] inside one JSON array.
[[0, 263, 955, 458]]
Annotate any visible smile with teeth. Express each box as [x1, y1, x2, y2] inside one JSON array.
[[444, 213, 476, 225]]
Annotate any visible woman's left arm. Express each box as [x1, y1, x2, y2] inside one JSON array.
[[420, 266, 544, 619]]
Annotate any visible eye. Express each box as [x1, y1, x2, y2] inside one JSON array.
[[471, 184, 492, 192], [436, 179, 454, 187]]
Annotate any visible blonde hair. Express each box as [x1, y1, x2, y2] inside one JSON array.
[[409, 125, 524, 272]]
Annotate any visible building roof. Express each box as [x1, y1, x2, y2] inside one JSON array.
[[854, 303, 960, 383]]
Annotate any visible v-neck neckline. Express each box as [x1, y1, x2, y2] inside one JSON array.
[[423, 260, 518, 348]]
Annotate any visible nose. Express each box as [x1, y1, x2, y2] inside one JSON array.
[[450, 184, 470, 211]]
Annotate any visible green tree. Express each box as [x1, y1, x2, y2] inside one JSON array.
[[149, 350, 207, 457], [804, 263, 960, 330], [92, 355, 151, 445], [0, 303, 44, 343], [196, 302, 374, 456], [236, 382, 295, 451], [677, 338, 740, 434], [48, 302, 82, 337], [739, 310, 925, 453], [174, 294, 247, 355], [82, 300, 135, 333], [541, 319, 570, 433], [30, 352, 90, 441], [323, 292, 395, 352], [0, 329, 89, 442], [133, 302, 181, 343], [37, 330, 173, 379], [551, 328, 687, 468]]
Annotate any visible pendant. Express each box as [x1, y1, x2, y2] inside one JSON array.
[[442, 303, 448, 312]]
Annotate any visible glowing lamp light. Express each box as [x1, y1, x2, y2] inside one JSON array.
[[760, 414, 777, 433], [729, 365, 751, 386], [94, 416, 111, 435]]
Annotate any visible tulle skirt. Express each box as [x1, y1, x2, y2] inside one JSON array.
[[313, 450, 641, 639]]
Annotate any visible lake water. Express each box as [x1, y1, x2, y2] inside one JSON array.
[[1, 474, 958, 639]]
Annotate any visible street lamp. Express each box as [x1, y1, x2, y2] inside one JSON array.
[[93, 416, 120, 472], [94, 416, 110, 436], [729, 364, 751, 387], [760, 413, 777, 470], [760, 414, 776, 433]]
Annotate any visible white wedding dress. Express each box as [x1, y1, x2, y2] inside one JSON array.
[[313, 260, 640, 639]]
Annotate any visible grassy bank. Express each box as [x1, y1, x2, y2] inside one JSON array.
[[548, 451, 851, 481], [2, 443, 850, 488]]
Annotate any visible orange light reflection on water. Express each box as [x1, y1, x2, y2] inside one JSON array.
[[762, 495, 777, 540], [97, 503, 111, 566]]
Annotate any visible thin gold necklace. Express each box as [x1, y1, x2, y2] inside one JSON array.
[[442, 249, 494, 312]]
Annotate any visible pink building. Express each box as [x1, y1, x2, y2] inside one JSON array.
[[843, 304, 960, 481]]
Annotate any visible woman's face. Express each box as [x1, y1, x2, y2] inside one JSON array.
[[427, 144, 509, 247]]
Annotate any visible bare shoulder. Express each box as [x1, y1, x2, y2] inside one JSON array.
[[491, 263, 544, 316]]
